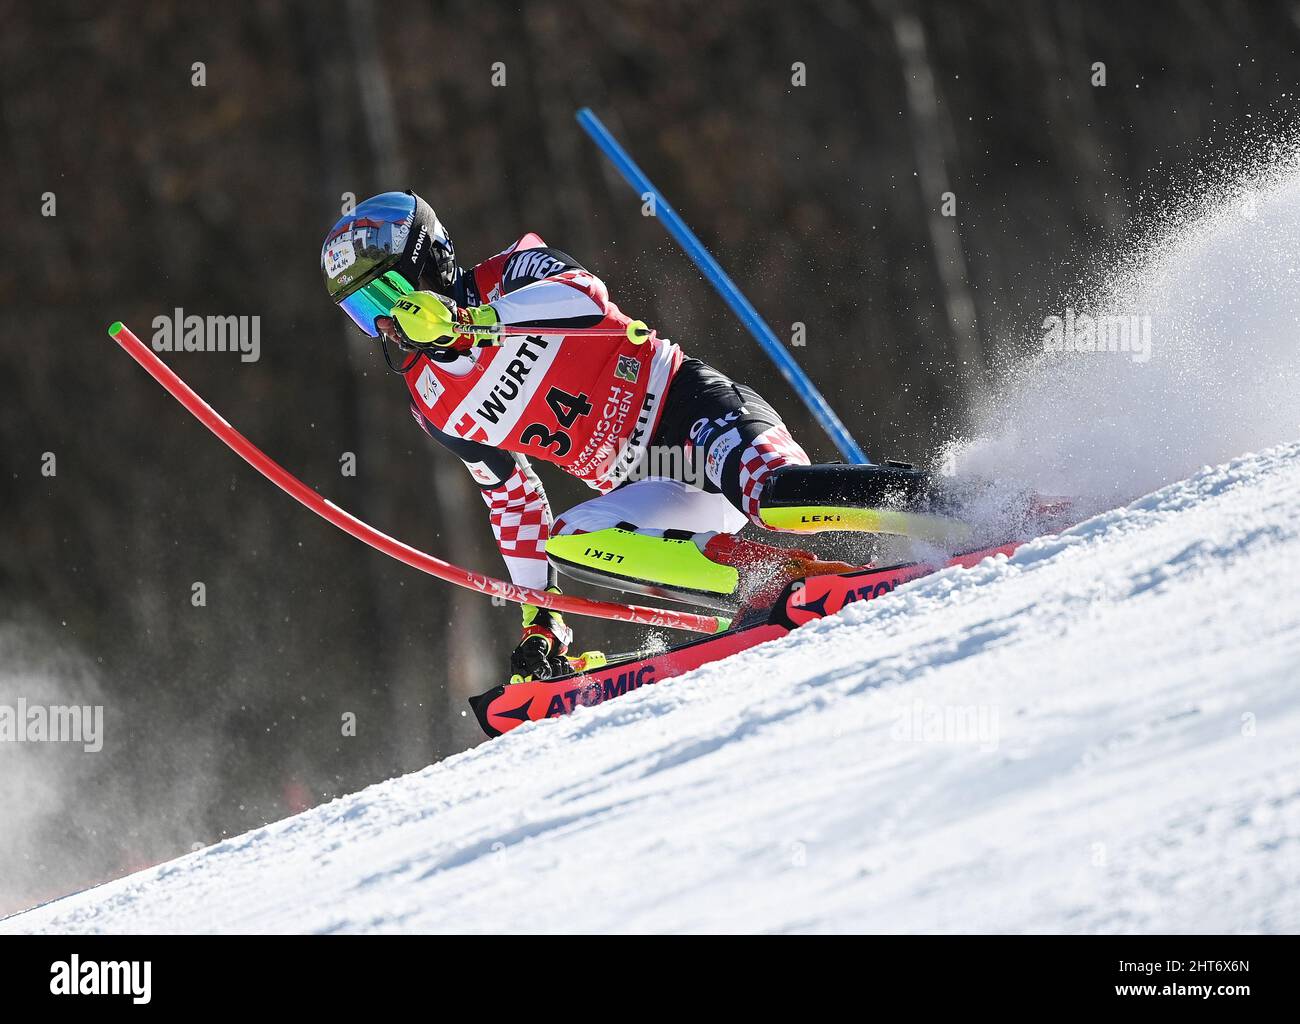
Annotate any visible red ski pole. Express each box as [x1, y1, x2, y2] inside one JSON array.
[[107, 321, 726, 635]]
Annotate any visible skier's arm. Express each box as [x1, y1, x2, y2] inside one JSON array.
[[487, 270, 612, 331], [408, 404, 556, 591], [388, 248, 621, 347], [489, 247, 614, 330]]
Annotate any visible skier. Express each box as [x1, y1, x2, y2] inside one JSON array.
[[322, 191, 859, 681]]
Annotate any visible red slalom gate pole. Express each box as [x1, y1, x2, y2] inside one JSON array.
[[106, 322, 725, 635]]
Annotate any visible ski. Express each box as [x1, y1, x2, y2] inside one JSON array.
[[468, 540, 1023, 738]]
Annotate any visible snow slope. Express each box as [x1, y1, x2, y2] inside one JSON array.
[[6, 441, 1300, 934]]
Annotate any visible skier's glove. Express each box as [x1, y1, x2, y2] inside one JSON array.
[[388, 291, 498, 347], [510, 589, 574, 683]]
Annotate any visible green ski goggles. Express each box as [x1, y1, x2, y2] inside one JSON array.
[[337, 271, 415, 338]]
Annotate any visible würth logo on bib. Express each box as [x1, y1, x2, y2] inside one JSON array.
[[473, 336, 552, 425], [445, 334, 560, 446]]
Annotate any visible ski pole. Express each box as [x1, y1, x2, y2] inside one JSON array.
[[450, 319, 654, 345], [107, 321, 728, 635]]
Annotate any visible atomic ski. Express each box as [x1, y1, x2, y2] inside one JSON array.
[[468, 540, 1022, 738]]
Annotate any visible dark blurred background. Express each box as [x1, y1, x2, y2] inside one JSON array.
[[3, 0, 1298, 913]]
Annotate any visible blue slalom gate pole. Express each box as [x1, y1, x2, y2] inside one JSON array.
[[575, 108, 870, 465]]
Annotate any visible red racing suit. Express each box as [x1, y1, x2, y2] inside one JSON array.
[[406, 234, 682, 589]]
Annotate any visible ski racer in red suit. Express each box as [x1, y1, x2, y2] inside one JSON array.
[[323, 191, 855, 681]]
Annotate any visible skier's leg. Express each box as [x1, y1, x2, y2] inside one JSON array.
[[547, 479, 754, 605], [548, 479, 858, 607], [554, 477, 748, 537], [648, 358, 814, 531], [655, 361, 969, 544], [546, 363, 860, 605]]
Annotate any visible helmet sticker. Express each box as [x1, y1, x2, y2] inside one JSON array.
[[324, 238, 357, 279]]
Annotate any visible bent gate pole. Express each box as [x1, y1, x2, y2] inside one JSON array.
[[107, 322, 725, 635]]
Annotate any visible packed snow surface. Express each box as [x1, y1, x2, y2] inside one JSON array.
[[7, 441, 1300, 934]]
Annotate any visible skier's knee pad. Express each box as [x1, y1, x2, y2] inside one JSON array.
[[546, 526, 739, 602], [754, 462, 973, 543], [759, 462, 928, 510]]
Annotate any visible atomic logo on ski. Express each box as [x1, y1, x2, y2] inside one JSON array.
[[788, 588, 830, 616], [498, 697, 535, 723]]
